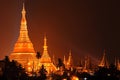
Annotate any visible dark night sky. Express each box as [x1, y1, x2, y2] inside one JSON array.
[[0, 0, 120, 64]]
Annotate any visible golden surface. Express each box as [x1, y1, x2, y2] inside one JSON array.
[[10, 4, 37, 72]]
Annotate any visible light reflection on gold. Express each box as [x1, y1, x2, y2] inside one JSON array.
[[9, 3, 37, 73], [71, 76, 79, 80]]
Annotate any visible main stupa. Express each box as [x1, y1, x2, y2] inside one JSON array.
[[9, 3, 37, 72]]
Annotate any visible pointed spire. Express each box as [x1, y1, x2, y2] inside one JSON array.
[[43, 34, 48, 51], [98, 50, 109, 67], [9, 2, 37, 72], [11, 2, 35, 53], [40, 35, 51, 63], [68, 50, 72, 61], [63, 55, 66, 65], [115, 57, 120, 70], [117, 59, 120, 70], [99, 51, 105, 67], [16, 2, 32, 43], [22, 3, 25, 13], [39, 35, 57, 72], [67, 50, 72, 66], [21, 3, 27, 29], [52, 54, 55, 65], [83, 58, 88, 72]]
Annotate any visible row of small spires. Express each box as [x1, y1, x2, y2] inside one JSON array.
[[63, 50, 120, 71], [99, 51, 120, 70], [52, 50, 72, 66], [52, 49, 120, 68]]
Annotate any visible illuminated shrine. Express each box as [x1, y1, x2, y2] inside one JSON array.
[[39, 36, 57, 73], [98, 50, 109, 68], [9, 4, 37, 72], [64, 50, 73, 69]]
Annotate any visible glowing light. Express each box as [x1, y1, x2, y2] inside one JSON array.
[[71, 76, 79, 80], [84, 77, 87, 80], [28, 62, 31, 65], [28, 67, 32, 72]]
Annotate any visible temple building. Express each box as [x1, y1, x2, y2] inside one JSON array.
[[98, 50, 109, 68], [64, 50, 73, 69], [115, 58, 120, 70], [117, 59, 120, 70], [9, 4, 37, 72], [39, 36, 57, 73], [66, 50, 73, 68], [63, 55, 66, 65], [82, 56, 91, 72]]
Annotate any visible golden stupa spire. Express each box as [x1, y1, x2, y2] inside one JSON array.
[[40, 35, 57, 73], [68, 50, 72, 64], [21, 3, 27, 30], [99, 50, 105, 67], [63, 55, 66, 65], [40, 35, 51, 63], [17, 3, 31, 43], [11, 3, 35, 53], [43, 35, 48, 51], [43, 35, 49, 56], [10, 3, 37, 72], [66, 50, 73, 68], [22, 3, 26, 17]]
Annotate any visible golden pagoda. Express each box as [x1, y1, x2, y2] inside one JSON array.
[[39, 35, 57, 73], [9, 3, 37, 72]]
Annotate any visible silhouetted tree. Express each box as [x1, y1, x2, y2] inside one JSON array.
[[2, 56, 28, 80], [94, 67, 109, 80], [36, 51, 41, 75], [62, 71, 69, 79], [57, 58, 65, 68], [108, 64, 120, 80], [52, 73, 62, 80], [93, 64, 120, 80], [39, 65, 47, 80], [4, 56, 10, 64], [36, 52, 41, 59]]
